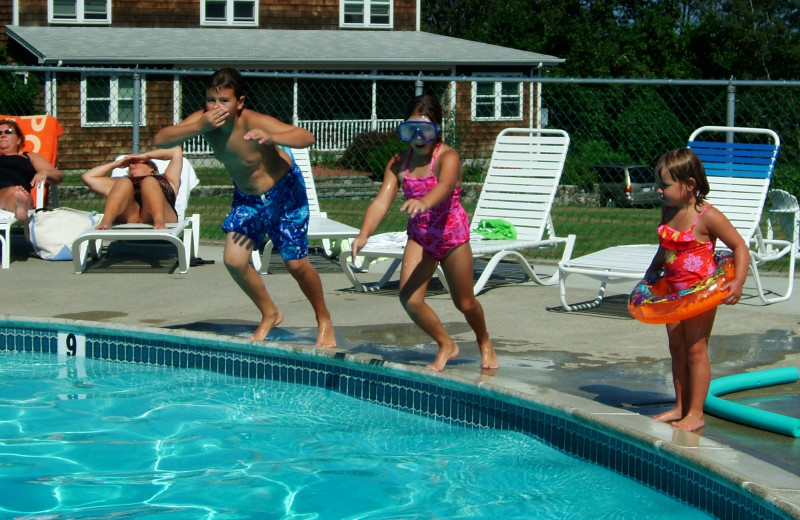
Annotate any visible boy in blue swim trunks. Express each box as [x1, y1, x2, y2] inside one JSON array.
[[155, 68, 335, 347]]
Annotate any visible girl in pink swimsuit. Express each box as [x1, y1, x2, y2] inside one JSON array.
[[402, 142, 471, 260], [351, 95, 497, 372], [644, 148, 748, 432]]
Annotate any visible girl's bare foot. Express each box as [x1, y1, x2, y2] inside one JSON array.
[[250, 309, 284, 341], [153, 219, 167, 230], [427, 343, 459, 372], [316, 315, 336, 348], [653, 408, 683, 423], [672, 413, 705, 432], [14, 186, 30, 220], [479, 340, 499, 369]]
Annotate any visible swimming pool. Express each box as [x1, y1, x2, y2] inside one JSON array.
[[3, 351, 715, 518], [1, 316, 798, 519]]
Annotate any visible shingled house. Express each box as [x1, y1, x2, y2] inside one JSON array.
[[1, 0, 563, 168]]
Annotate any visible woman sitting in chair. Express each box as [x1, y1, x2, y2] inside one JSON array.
[[82, 146, 183, 230], [0, 119, 64, 220]]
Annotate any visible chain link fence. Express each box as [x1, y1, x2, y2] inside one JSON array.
[[2, 66, 798, 271]]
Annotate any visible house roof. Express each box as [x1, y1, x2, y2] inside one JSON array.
[[6, 25, 564, 70]]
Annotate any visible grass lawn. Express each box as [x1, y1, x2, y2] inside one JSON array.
[[56, 176, 792, 272], [59, 185, 661, 254]]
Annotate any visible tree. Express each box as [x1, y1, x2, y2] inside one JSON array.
[[690, 0, 800, 79], [422, 0, 800, 80]]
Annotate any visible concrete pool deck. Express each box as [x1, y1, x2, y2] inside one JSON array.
[[2, 238, 799, 512]]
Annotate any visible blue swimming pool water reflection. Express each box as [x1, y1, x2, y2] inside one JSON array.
[[1, 352, 714, 519]]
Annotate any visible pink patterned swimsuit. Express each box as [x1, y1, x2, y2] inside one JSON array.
[[401, 144, 470, 261], [658, 206, 717, 291]]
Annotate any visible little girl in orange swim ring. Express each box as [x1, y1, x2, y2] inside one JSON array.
[[641, 148, 748, 432]]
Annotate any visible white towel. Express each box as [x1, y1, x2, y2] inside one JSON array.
[[0, 209, 15, 220], [366, 231, 408, 248]]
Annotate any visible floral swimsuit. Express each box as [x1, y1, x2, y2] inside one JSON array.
[[658, 205, 717, 291], [401, 143, 470, 261], [222, 160, 309, 261]]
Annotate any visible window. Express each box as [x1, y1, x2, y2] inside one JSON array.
[[471, 75, 523, 121], [81, 74, 145, 127], [49, 0, 110, 23], [202, 0, 258, 26], [340, 0, 392, 28]]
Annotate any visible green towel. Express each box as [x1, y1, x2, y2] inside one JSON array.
[[474, 219, 517, 240]]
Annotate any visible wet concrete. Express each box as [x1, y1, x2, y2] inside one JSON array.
[[53, 310, 129, 321]]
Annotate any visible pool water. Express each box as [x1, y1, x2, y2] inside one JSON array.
[[0, 352, 713, 519]]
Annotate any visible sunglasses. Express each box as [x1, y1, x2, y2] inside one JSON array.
[[1, 128, 15, 135], [397, 121, 440, 142]]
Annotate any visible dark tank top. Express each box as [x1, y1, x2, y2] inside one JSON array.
[[0, 153, 36, 192]]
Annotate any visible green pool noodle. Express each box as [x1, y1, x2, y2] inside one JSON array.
[[705, 366, 800, 438]]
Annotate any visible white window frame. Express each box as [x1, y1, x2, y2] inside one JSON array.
[[48, 0, 111, 24], [471, 74, 524, 121], [80, 73, 146, 128], [201, 0, 258, 26], [340, 0, 393, 28]]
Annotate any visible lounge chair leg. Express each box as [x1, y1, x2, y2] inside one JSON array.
[[751, 256, 796, 305], [0, 231, 8, 269], [339, 249, 402, 292], [256, 241, 274, 275], [177, 228, 192, 274], [559, 273, 608, 312], [71, 236, 91, 274]]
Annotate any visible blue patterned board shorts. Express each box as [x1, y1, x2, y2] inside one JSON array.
[[222, 164, 309, 260]]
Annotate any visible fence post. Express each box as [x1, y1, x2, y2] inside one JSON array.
[[293, 76, 299, 126], [371, 78, 377, 130], [415, 73, 423, 96], [44, 71, 56, 116], [132, 71, 141, 153], [726, 78, 736, 142], [535, 63, 543, 128]]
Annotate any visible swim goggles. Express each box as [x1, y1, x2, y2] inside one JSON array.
[[397, 121, 440, 142]]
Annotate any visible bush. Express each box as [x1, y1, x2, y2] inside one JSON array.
[[0, 48, 42, 115], [462, 163, 486, 183], [772, 164, 800, 200], [310, 150, 339, 169], [339, 131, 406, 180]]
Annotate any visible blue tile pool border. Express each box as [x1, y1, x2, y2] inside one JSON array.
[[1, 316, 798, 520]]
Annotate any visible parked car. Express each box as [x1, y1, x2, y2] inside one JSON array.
[[592, 163, 660, 207]]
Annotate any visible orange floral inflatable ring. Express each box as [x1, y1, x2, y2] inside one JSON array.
[[628, 251, 735, 325]]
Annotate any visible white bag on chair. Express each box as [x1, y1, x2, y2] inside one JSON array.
[[27, 208, 102, 261]]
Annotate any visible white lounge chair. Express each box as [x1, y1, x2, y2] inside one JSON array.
[[0, 114, 63, 269], [767, 189, 799, 258], [1, 202, 29, 269], [250, 147, 360, 274], [557, 243, 659, 311], [692, 126, 791, 304], [0, 186, 49, 270], [558, 125, 786, 311], [71, 157, 200, 274], [339, 128, 575, 295], [765, 188, 798, 300], [0, 211, 13, 269]]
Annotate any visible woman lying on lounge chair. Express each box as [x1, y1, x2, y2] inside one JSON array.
[[82, 146, 183, 230], [0, 119, 64, 220]]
